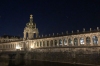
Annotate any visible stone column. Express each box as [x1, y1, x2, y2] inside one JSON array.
[[90, 36, 93, 46], [24, 32, 26, 40], [45, 41, 47, 47], [67, 38, 69, 46], [62, 39, 64, 46], [39, 41, 40, 47], [84, 37, 86, 46], [27, 41, 29, 50], [97, 36, 100, 46], [49, 40, 50, 47], [37, 42, 39, 48], [72, 38, 74, 46], [57, 39, 59, 46], [78, 37, 80, 46], [53, 40, 55, 47], [41, 41, 43, 47]]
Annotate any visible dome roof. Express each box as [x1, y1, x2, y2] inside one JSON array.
[[26, 14, 36, 28]]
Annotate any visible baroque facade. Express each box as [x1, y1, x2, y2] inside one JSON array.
[[0, 15, 100, 53], [0, 35, 22, 43]]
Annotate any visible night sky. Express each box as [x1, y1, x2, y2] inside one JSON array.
[[0, 0, 100, 37]]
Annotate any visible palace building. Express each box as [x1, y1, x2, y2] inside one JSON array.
[[0, 35, 22, 43], [0, 14, 100, 52]]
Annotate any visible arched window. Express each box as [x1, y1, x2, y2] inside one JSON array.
[[59, 39, 62, 45], [54, 40, 57, 46], [37, 42, 39, 47], [40, 41, 42, 47], [93, 36, 98, 44], [68, 38, 73, 46], [63, 39, 67, 45], [34, 42, 36, 47], [11, 44, 12, 48], [47, 41, 49, 47], [80, 38, 84, 44], [86, 37, 91, 44], [50, 40, 53, 47], [43, 41, 45, 47], [74, 38, 78, 46]]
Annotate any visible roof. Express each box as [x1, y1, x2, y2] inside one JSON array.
[[30, 30, 100, 40], [0, 35, 21, 39]]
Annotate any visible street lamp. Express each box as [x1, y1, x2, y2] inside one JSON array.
[[31, 45, 34, 48], [16, 45, 21, 50]]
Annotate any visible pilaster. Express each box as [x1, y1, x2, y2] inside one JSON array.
[[57, 39, 59, 46], [41, 41, 43, 47], [98, 36, 100, 46], [53, 40, 55, 47], [90, 36, 93, 46], [84, 37, 86, 46], [49, 40, 50, 47], [78, 37, 80, 46], [62, 39, 64, 46], [72, 38, 74, 46]]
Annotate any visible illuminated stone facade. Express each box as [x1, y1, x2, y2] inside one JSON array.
[[0, 35, 22, 43], [23, 14, 39, 40], [0, 15, 100, 53]]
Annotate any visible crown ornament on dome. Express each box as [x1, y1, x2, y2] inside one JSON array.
[[30, 14, 33, 22]]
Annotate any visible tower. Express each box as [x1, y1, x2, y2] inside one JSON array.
[[23, 14, 39, 40]]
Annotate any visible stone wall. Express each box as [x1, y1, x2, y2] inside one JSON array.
[[30, 48, 100, 65]]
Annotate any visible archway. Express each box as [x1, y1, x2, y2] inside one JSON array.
[[47, 41, 49, 47], [68, 38, 73, 46], [80, 38, 84, 45], [37, 42, 39, 47], [34, 33, 36, 38], [54, 40, 57, 46], [59, 39, 62, 46], [93, 36, 98, 44], [50, 40, 53, 47], [86, 37, 91, 44], [40, 41, 42, 47], [74, 38, 78, 46], [63, 39, 67, 45], [43, 41, 45, 47]]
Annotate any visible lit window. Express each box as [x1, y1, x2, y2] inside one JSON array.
[[80, 38, 84, 44], [68, 38, 73, 45], [64, 39, 67, 45], [74, 38, 78, 46], [93, 36, 98, 44], [59, 39, 62, 45]]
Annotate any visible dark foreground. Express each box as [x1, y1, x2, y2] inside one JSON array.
[[29, 60, 93, 66], [0, 60, 92, 66]]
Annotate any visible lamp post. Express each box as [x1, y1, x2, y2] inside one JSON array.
[[24, 41, 28, 51], [16, 43, 21, 51]]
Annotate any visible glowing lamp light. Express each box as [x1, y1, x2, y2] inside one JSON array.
[[16, 46, 20, 49], [31, 46, 34, 48]]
